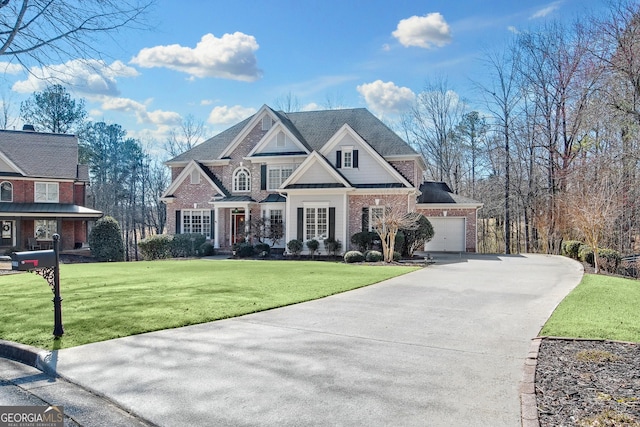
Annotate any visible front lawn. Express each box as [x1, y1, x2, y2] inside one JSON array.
[[540, 274, 640, 342], [0, 259, 417, 350]]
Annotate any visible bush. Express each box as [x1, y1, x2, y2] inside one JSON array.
[[402, 215, 434, 257], [561, 240, 582, 260], [578, 245, 594, 266], [365, 250, 383, 262], [89, 216, 125, 262], [171, 233, 206, 258], [350, 231, 377, 252], [598, 248, 621, 273], [324, 237, 342, 257], [137, 234, 172, 260], [234, 242, 255, 258], [344, 250, 365, 263], [306, 239, 319, 258], [200, 242, 215, 257], [254, 242, 270, 257], [393, 251, 401, 262], [287, 239, 304, 256]]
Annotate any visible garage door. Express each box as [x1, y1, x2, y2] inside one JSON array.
[[424, 217, 466, 252]]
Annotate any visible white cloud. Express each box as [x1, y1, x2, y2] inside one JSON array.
[[302, 102, 321, 111], [131, 32, 262, 82], [200, 99, 214, 106], [0, 62, 23, 74], [207, 105, 256, 125], [392, 13, 452, 49], [12, 59, 138, 97], [99, 96, 181, 126], [357, 80, 415, 115], [531, 1, 562, 19]]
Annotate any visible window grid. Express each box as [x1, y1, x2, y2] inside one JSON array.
[[35, 219, 57, 239], [0, 181, 12, 202], [267, 166, 294, 191], [35, 182, 59, 203], [343, 151, 352, 168], [182, 210, 211, 238], [305, 207, 328, 241], [233, 168, 251, 192]]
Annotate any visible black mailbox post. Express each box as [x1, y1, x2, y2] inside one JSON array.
[[11, 234, 63, 338]]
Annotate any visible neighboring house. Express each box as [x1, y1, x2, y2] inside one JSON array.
[[161, 105, 482, 254], [0, 127, 103, 251]]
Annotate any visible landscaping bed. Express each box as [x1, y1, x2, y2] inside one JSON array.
[[536, 339, 640, 426]]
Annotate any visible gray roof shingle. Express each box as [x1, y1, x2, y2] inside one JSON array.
[[167, 107, 418, 163], [0, 130, 81, 179]]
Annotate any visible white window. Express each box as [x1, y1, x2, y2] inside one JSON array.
[[262, 116, 272, 131], [0, 181, 12, 202], [305, 207, 328, 241], [370, 206, 385, 231], [343, 150, 353, 168], [35, 219, 57, 239], [190, 170, 200, 184], [233, 167, 251, 192], [35, 182, 59, 203], [267, 165, 294, 190], [269, 209, 284, 236], [181, 210, 211, 238]]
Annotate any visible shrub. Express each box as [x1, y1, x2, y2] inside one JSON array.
[[171, 233, 206, 258], [137, 234, 172, 260], [350, 231, 377, 252], [254, 242, 270, 257], [306, 239, 320, 258], [89, 216, 125, 262], [234, 242, 255, 258], [344, 250, 365, 263], [365, 250, 383, 262], [287, 239, 304, 256], [598, 248, 621, 273], [402, 215, 434, 257], [578, 245, 594, 266], [324, 237, 342, 257], [200, 242, 215, 256], [393, 251, 401, 262], [561, 240, 582, 260]]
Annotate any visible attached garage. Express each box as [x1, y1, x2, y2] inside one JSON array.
[[424, 217, 466, 252], [416, 181, 483, 253]]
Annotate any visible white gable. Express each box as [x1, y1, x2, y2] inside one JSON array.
[[319, 124, 412, 187], [282, 151, 351, 188], [219, 105, 279, 159], [161, 160, 226, 200], [248, 123, 309, 157], [0, 152, 24, 174]]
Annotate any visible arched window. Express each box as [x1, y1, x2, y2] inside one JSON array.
[[233, 167, 251, 192], [0, 181, 12, 202]]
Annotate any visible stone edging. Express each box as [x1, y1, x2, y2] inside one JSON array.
[[0, 338, 53, 374], [520, 337, 541, 427]]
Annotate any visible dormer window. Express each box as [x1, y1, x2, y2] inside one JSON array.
[[0, 181, 12, 202], [233, 166, 251, 192]]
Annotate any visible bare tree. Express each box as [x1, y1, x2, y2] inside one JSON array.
[[370, 197, 421, 263], [274, 92, 302, 113], [165, 114, 205, 158], [0, 0, 153, 67], [0, 88, 16, 129]]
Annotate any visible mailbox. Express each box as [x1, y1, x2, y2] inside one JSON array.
[[12, 250, 56, 271]]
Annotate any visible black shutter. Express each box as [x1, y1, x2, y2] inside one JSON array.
[[336, 151, 342, 168], [353, 150, 359, 168], [362, 207, 369, 232], [329, 207, 336, 240], [261, 165, 267, 191], [175, 210, 181, 234], [297, 208, 304, 240]]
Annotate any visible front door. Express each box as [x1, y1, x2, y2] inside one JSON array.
[[231, 210, 246, 244], [1, 220, 14, 247]]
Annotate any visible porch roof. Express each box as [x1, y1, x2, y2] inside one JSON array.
[[0, 203, 103, 218]]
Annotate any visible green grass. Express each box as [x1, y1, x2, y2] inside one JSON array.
[[540, 274, 640, 342], [0, 259, 417, 350]]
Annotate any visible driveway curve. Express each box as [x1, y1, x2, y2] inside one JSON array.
[[48, 254, 583, 427]]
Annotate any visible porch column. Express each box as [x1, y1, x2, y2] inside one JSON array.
[[244, 208, 250, 237], [214, 206, 220, 249]]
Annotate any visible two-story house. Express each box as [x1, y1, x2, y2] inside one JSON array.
[[161, 105, 482, 254], [0, 127, 103, 251]]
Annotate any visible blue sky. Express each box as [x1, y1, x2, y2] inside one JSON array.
[[0, 0, 608, 155]]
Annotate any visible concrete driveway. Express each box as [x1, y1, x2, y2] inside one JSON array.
[[45, 254, 582, 427]]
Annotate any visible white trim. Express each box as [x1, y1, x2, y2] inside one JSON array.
[[319, 124, 413, 188], [161, 160, 227, 201], [34, 182, 59, 203], [281, 151, 352, 188], [247, 122, 310, 157], [232, 166, 251, 193], [416, 202, 483, 210], [219, 105, 278, 159], [0, 151, 26, 175]]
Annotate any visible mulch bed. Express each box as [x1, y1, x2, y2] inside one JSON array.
[[536, 339, 640, 426]]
